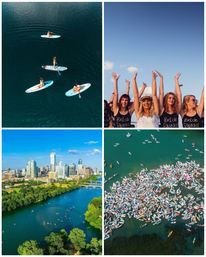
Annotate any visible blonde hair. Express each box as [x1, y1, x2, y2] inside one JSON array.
[[182, 95, 195, 115], [138, 100, 154, 118]]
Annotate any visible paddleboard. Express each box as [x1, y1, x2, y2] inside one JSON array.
[[65, 83, 91, 97], [41, 35, 61, 39], [42, 65, 67, 72], [25, 80, 54, 93]]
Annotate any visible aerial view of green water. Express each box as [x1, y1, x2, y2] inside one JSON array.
[[2, 2, 102, 127], [104, 129, 204, 255], [2, 187, 101, 255]]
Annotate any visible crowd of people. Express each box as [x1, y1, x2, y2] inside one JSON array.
[[104, 160, 204, 240], [104, 71, 204, 128]]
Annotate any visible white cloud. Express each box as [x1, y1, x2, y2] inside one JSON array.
[[93, 148, 101, 154], [68, 149, 79, 155], [85, 141, 99, 144], [86, 148, 101, 156], [104, 61, 114, 70], [128, 66, 138, 73]]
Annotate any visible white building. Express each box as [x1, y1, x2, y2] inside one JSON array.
[[26, 160, 38, 178], [50, 152, 56, 172]]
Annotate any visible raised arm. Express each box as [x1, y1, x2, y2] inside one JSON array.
[[125, 80, 130, 95], [152, 71, 159, 117], [174, 73, 182, 114], [112, 72, 120, 115], [139, 82, 147, 98], [155, 70, 164, 114], [197, 87, 204, 117], [132, 72, 139, 117]]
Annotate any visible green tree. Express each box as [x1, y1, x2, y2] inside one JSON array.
[[45, 230, 69, 255], [17, 240, 44, 255], [84, 197, 102, 230], [86, 238, 102, 255], [68, 228, 86, 251]]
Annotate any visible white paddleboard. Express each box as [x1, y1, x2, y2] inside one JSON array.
[[42, 65, 67, 72], [25, 80, 54, 93], [65, 83, 91, 97], [41, 35, 61, 39]]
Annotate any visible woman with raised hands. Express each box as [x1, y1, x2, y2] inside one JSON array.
[[112, 72, 135, 127], [158, 71, 182, 127], [132, 71, 159, 128], [181, 88, 204, 128]]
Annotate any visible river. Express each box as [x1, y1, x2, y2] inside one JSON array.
[[2, 186, 102, 255]]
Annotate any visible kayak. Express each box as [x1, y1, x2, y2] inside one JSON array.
[[42, 65, 67, 71], [65, 83, 91, 97], [25, 80, 54, 93], [41, 35, 61, 39], [168, 231, 173, 237]]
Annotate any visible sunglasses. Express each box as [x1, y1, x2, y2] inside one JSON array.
[[192, 99, 198, 102]]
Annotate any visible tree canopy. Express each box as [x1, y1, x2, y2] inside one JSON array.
[[17, 240, 44, 255], [84, 197, 102, 230], [68, 228, 86, 251]]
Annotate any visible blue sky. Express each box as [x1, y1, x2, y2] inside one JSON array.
[[104, 2, 204, 101], [2, 130, 102, 170]]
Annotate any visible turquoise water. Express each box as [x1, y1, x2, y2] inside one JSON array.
[[2, 2, 102, 127], [104, 129, 204, 254], [105, 130, 204, 190], [2, 187, 102, 255]]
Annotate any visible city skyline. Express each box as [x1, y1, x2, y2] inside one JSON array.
[[2, 130, 102, 170], [104, 2, 204, 101]]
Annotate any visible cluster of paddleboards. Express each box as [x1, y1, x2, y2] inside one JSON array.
[[25, 33, 91, 97]]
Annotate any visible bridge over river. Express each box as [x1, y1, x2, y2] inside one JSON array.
[[82, 181, 102, 189]]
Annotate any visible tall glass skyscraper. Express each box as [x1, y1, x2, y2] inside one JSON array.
[[50, 152, 56, 172], [26, 160, 37, 178]]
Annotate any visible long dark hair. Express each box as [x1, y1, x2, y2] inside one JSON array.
[[119, 94, 130, 110], [163, 92, 178, 113], [104, 100, 111, 114]]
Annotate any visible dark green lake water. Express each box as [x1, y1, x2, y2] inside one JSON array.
[[104, 129, 204, 254], [2, 187, 102, 255], [2, 2, 102, 127]]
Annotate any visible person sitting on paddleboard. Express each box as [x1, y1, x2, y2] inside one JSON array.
[[53, 57, 56, 69], [39, 77, 44, 88], [73, 85, 80, 93]]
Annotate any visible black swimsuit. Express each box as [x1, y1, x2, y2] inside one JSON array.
[[160, 111, 178, 128], [182, 113, 202, 128], [114, 111, 131, 128]]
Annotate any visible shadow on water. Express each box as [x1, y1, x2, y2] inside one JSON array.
[[105, 224, 204, 255]]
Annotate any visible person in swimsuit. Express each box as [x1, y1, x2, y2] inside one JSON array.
[[181, 88, 204, 128], [158, 71, 182, 127], [112, 72, 134, 127], [53, 57, 56, 69], [132, 71, 159, 128], [73, 85, 80, 93], [39, 77, 44, 88]]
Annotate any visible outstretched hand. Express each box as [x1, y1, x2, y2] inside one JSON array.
[[155, 70, 163, 78], [152, 71, 157, 79], [175, 73, 181, 81], [125, 80, 130, 85], [112, 72, 120, 81], [132, 72, 138, 81]]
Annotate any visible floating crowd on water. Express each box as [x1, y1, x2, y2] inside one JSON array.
[[104, 160, 204, 240]]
